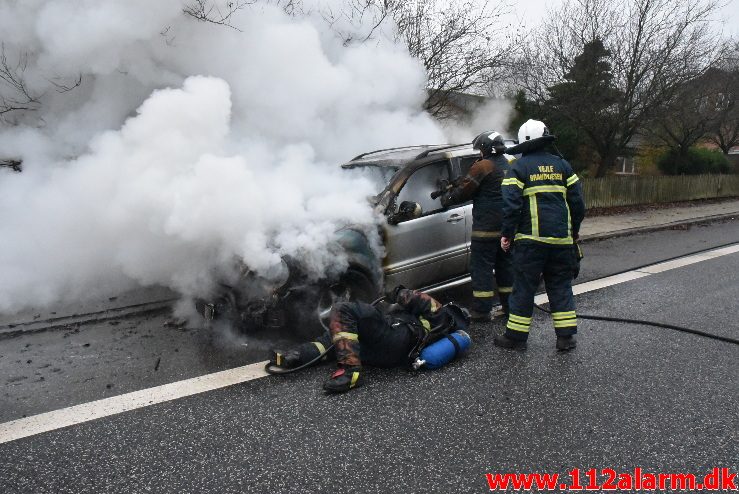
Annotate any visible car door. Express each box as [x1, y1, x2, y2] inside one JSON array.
[[383, 160, 468, 289], [453, 155, 481, 272]]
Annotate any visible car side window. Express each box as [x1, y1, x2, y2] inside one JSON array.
[[458, 156, 479, 178], [397, 161, 451, 217]]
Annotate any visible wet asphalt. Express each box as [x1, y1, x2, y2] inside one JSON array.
[[0, 219, 737, 493]]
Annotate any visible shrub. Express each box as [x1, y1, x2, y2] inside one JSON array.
[[657, 147, 731, 175]]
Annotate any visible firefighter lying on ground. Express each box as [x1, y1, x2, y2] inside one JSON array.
[[269, 287, 470, 393]]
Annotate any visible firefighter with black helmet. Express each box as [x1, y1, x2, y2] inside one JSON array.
[[269, 287, 470, 393], [437, 130, 513, 321], [496, 119, 585, 351]]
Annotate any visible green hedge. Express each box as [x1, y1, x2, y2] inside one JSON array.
[[657, 148, 731, 175]]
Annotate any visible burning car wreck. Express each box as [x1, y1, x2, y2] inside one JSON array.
[[195, 141, 515, 336], [195, 227, 382, 337]]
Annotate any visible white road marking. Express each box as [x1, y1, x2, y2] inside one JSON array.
[[635, 244, 739, 274], [534, 271, 651, 304], [0, 361, 268, 445], [0, 243, 737, 445]]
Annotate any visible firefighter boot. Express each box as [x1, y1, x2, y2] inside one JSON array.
[[494, 294, 510, 319], [269, 349, 301, 369], [323, 366, 363, 394], [469, 309, 493, 322], [493, 334, 527, 350], [492, 306, 508, 319], [556, 335, 577, 351]]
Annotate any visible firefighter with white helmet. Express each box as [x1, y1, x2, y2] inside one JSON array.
[[496, 119, 585, 350]]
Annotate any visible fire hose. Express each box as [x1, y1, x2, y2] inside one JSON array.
[[535, 305, 739, 346]]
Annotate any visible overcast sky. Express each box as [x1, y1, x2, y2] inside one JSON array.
[[504, 0, 739, 38]]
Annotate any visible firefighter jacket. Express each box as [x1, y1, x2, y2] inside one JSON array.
[[388, 288, 447, 335], [501, 150, 585, 246], [389, 288, 465, 364], [441, 154, 509, 238], [328, 288, 448, 368]]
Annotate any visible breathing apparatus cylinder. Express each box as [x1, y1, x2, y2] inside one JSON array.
[[415, 330, 472, 370]]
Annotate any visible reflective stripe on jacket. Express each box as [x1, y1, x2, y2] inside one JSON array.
[[501, 151, 585, 246]]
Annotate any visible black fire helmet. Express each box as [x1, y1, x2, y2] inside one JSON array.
[[472, 130, 507, 157]]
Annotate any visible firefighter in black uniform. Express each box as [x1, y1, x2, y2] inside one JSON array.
[[269, 287, 469, 393], [496, 119, 585, 351], [438, 131, 513, 321]]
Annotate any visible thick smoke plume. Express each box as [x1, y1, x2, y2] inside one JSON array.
[[0, 1, 446, 312], [442, 98, 516, 144]]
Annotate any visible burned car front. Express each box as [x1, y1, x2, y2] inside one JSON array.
[[195, 189, 388, 337], [196, 225, 382, 337]]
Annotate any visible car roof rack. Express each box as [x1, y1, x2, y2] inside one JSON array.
[[350, 145, 436, 161], [414, 143, 471, 160]]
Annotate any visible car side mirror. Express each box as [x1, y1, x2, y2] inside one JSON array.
[[388, 201, 422, 225]]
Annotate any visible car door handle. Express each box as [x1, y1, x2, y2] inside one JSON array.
[[447, 214, 463, 223]]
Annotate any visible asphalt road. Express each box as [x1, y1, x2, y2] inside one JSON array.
[[1, 219, 737, 493], [2, 218, 737, 423]]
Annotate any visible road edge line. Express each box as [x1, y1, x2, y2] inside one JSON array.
[[0, 361, 268, 445]]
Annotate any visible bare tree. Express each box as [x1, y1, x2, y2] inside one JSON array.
[[707, 45, 739, 154], [183, 0, 256, 30], [646, 70, 726, 155], [0, 43, 82, 124], [392, 0, 516, 118], [0, 159, 22, 172], [317, 0, 517, 118], [314, 1, 391, 45], [516, 0, 724, 176], [0, 44, 40, 119], [709, 72, 739, 154], [183, 0, 304, 29]]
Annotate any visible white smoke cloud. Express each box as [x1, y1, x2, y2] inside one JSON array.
[[441, 98, 516, 144], [0, 1, 446, 312]]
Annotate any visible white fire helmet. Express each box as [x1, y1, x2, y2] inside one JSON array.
[[518, 119, 550, 143]]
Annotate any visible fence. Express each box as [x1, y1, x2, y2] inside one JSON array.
[[581, 174, 739, 209]]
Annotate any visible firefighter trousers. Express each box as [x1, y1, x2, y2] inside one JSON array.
[[505, 242, 578, 341], [328, 301, 414, 368], [470, 237, 513, 313]]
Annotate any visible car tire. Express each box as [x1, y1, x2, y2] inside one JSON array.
[[290, 268, 379, 340]]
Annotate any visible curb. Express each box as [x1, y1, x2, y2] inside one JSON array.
[[580, 211, 738, 243]]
